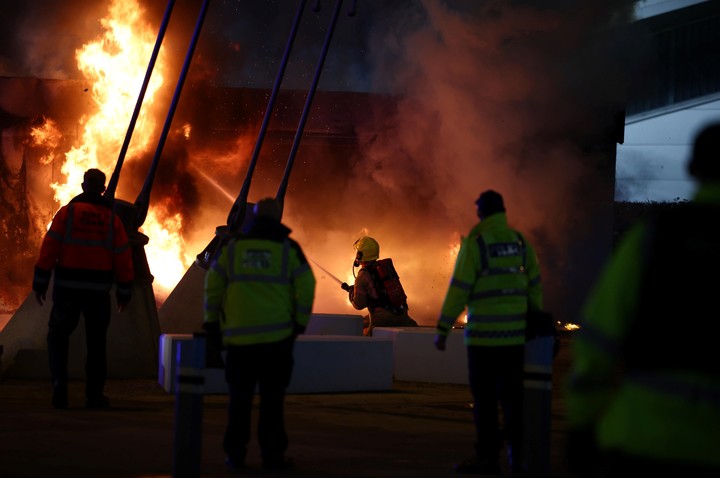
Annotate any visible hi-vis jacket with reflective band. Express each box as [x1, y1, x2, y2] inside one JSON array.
[[33, 192, 134, 300], [565, 182, 720, 468], [436, 213, 542, 346], [204, 230, 316, 346]]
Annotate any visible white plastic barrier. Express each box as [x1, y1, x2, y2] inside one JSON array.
[[371, 327, 469, 384], [159, 333, 394, 394], [304, 313, 364, 336], [522, 336, 555, 475]]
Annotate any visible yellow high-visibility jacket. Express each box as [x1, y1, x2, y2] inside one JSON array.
[[204, 221, 316, 346], [565, 182, 720, 468], [437, 212, 543, 346]]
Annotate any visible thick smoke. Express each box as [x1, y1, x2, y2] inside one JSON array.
[[1, 0, 645, 327]]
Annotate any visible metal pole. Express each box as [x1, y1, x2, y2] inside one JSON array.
[[226, 0, 309, 233], [105, 0, 177, 201], [173, 335, 206, 478], [134, 0, 211, 229], [195, 0, 310, 270], [274, 0, 345, 216]]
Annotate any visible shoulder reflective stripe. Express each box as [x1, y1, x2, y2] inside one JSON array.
[[626, 371, 720, 404], [465, 329, 525, 339], [223, 320, 294, 336], [470, 313, 525, 323], [450, 277, 473, 290], [576, 321, 620, 356], [470, 288, 528, 300]]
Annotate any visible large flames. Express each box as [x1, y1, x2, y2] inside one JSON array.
[[10, 0, 462, 327], [39, 0, 191, 298]]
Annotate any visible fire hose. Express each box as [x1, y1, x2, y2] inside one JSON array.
[[308, 257, 351, 291]]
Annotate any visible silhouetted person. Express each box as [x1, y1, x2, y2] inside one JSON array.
[[204, 198, 316, 470], [33, 168, 134, 409], [565, 122, 720, 477], [342, 235, 418, 335], [434, 190, 543, 474]]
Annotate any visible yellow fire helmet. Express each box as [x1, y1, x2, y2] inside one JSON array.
[[353, 236, 379, 263]]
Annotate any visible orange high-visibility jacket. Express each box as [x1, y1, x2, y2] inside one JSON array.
[[33, 193, 134, 302]]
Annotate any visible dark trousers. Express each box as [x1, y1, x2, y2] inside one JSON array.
[[223, 338, 295, 463], [47, 288, 111, 399], [467, 345, 525, 467]]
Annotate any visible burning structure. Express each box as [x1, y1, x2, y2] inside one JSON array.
[[1, 0, 640, 376]]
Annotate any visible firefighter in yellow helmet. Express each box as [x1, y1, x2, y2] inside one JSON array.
[[341, 235, 417, 336], [204, 197, 316, 470], [565, 122, 720, 477]]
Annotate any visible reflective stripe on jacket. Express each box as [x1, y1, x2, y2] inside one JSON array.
[[565, 182, 720, 467], [437, 213, 543, 346], [33, 193, 134, 296], [204, 232, 316, 346]]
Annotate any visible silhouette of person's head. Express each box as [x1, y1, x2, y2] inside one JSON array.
[[82, 169, 106, 194], [475, 190, 506, 220], [688, 122, 720, 182]]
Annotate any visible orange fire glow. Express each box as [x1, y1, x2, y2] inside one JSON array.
[[30, 118, 62, 165], [48, 0, 193, 295]]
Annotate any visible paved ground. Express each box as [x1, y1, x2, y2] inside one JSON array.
[[0, 335, 573, 478]]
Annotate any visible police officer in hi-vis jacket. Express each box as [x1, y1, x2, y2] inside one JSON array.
[[204, 197, 316, 471], [435, 190, 543, 475]]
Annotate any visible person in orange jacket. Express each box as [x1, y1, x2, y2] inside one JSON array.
[[33, 168, 134, 410]]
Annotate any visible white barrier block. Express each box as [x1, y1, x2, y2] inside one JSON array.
[[305, 313, 364, 336], [372, 327, 469, 384], [159, 334, 394, 394], [289, 335, 393, 393]]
